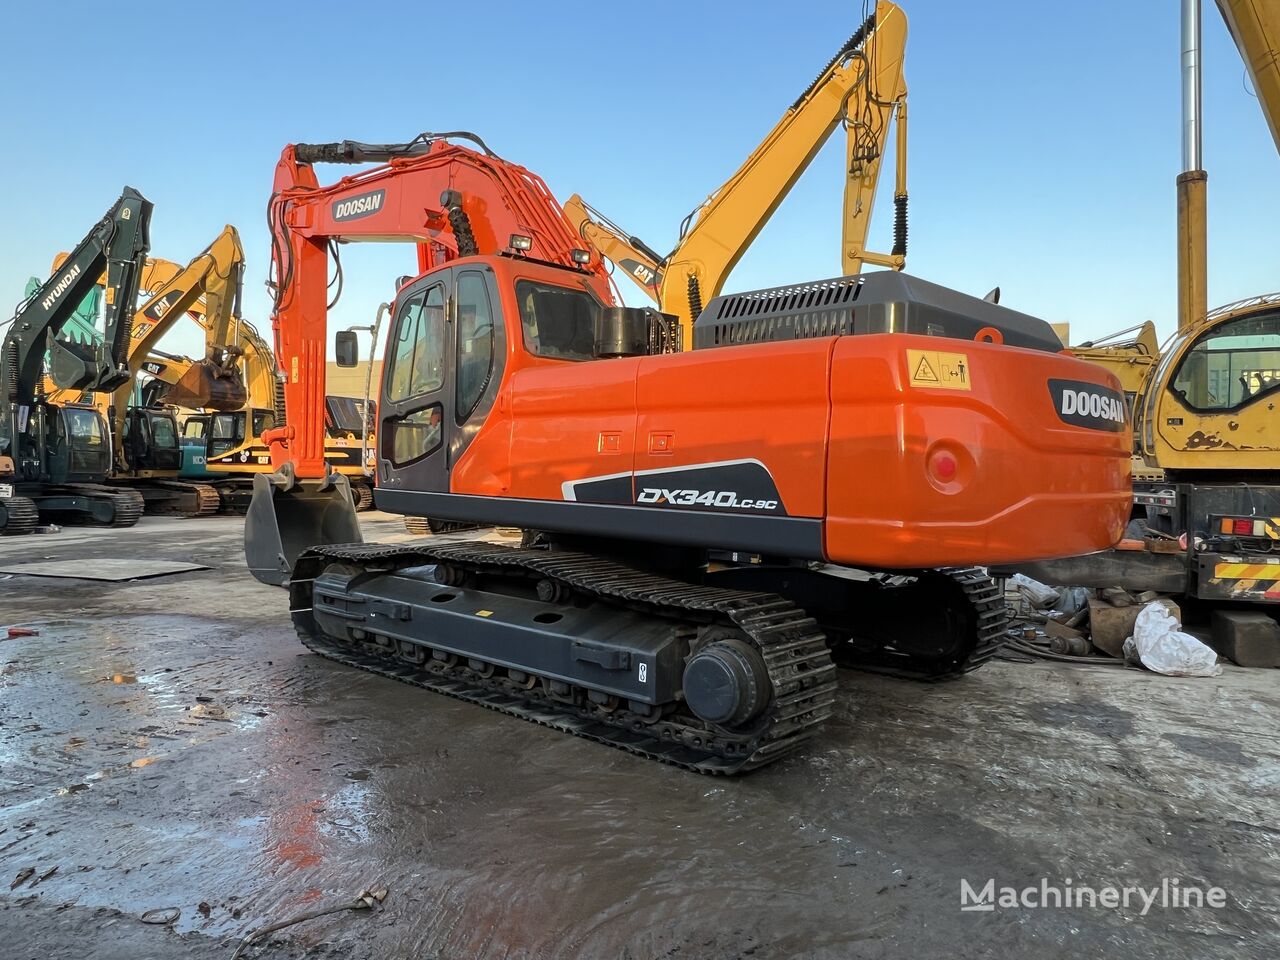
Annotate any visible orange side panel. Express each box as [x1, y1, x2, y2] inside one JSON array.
[[499, 357, 642, 500], [824, 334, 1132, 568], [632, 340, 832, 518]]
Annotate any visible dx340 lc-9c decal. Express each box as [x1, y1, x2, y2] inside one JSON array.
[[636, 488, 779, 511], [562, 458, 789, 515]]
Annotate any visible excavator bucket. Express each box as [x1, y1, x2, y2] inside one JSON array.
[[164, 361, 248, 411], [48, 337, 130, 393], [245, 472, 362, 586]]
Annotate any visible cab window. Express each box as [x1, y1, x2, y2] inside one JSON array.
[[456, 271, 495, 420], [252, 410, 276, 438], [1171, 311, 1280, 412], [388, 404, 443, 467], [386, 283, 446, 402], [516, 280, 601, 361], [150, 416, 177, 448], [211, 414, 243, 441]]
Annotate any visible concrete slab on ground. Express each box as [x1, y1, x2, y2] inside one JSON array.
[[0, 559, 209, 581]]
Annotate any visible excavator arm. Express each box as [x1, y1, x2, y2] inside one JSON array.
[[565, 1, 907, 338], [563, 195, 664, 302], [44, 227, 248, 469], [265, 133, 613, 480], [2, 187, 153, 413]]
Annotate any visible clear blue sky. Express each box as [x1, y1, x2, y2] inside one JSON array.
[[2, 0, 1276, 359]]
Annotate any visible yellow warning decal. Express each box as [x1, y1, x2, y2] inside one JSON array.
[[907, 349, 972, 391], [475, 609, 494, 618]]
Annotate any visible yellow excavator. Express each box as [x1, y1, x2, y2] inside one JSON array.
[[147, 316, 377, 512], [1013, 0, 1280, 655], [1068, 322, 1166, 482], [43, 226, 248, 516], [565, 0, 908, 343]]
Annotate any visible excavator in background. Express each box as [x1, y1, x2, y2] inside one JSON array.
[[1071, 322, 1163, 412], [0, 188, 153, 532], [1010, 0, 1280, 650], [565, 0, 908, 341], [1067, 322, 1167, 482], [43, 227, 247, 516], [242, 131, 1130, 772], [148, 318, 379, 512]]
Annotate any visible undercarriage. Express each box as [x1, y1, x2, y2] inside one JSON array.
[[291, 535, 1008, 773]]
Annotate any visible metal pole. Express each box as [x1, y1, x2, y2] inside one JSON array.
[[1181, 0, 1203, 171]]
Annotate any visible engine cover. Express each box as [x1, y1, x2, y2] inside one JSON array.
[[693, 270, 1064, 354]]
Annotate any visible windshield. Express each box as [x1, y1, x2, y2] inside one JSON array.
[[64, 408, 105, 446], [516, 280, 602, 361], [150, 414, 177, 448], [1169, 311, 1280, 412]]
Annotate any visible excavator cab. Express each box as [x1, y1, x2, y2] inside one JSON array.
[[122, 407, 181, 472], [44, 404, 111, 484]]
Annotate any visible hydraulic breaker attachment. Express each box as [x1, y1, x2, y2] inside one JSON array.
[[245, 468, 362, 586], [164, 359, 248, 411]]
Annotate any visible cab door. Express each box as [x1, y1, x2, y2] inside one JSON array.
[[377, 275, 452, 493], [377, 267, 503, 495]]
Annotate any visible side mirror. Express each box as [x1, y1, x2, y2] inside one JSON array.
[[396, 275, 414, 290], [335, 330, 360, 368]]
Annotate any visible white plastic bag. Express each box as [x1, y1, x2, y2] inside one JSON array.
[[1125, 601, 1221, 677]]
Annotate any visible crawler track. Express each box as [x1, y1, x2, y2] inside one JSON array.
[[0, 495, 39, 535], [292, 541, 838, 774], [134, 480, 221, 518], [834, 567, 1010, 681], [43, 484, 147, 527]]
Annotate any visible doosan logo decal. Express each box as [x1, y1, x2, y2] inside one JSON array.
[[1048, 379, 1126, 432], [331, 189, 386, 222]]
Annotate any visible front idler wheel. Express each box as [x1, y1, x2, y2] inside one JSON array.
[[682, 638, 771, 729]]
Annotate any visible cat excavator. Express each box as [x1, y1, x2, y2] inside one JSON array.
[[43, 226, 247, 516], [0, 187, 153, 532], [242, 127, 1129, 773], [565, 0, 908, 341]]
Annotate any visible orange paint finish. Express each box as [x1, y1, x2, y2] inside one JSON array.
[[443, 261, 1130, 571], [504, 356, 641, 501], [823, 334, 1131, 567], [632, 340, 832, 519]]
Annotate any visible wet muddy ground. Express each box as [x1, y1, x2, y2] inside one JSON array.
[[1, 514, 1277, 959]]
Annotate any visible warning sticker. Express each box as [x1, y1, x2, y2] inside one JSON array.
[[907, 349, 972, 391]]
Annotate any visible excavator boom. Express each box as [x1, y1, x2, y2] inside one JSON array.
[[265, 134, 613, 480], [1216, 0, 1280, 154], [565, 0, 908, 340], [4, 188, 152, 404]]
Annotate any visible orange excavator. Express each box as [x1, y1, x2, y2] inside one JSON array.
[[244, 130, 1130, 773]]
